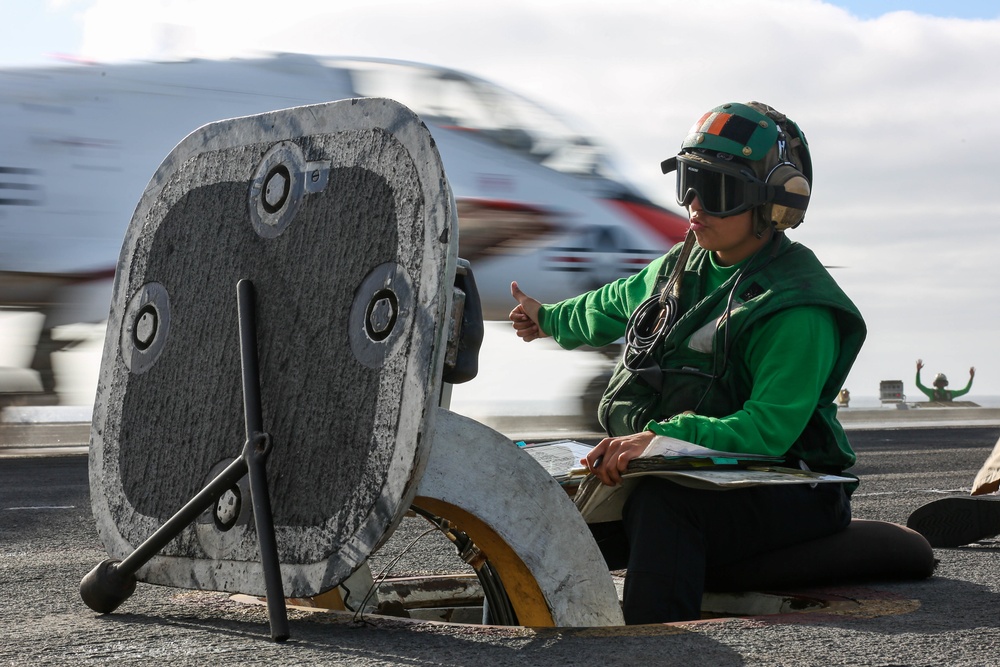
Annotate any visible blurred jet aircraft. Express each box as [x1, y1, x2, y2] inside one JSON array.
[[0, 54, 687, 403]]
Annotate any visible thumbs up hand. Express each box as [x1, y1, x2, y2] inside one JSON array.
[[509, 281, 547, 342]]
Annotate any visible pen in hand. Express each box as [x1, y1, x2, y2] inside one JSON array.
[[570, 455, 604, 477]]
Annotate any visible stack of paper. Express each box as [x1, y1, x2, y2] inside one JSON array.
[[519, 440, 595, 486], [519, 435, 855, 524]]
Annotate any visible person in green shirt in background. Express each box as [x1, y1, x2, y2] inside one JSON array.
[[914, 359, 975, 402], [509, 101, 866, 624]]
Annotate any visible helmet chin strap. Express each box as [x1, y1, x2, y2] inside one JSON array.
[[753, 209, 773, 238], [660, 229, 697, 305]]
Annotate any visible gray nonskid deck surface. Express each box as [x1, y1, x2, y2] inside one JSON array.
[[1, 423, 998, 666]]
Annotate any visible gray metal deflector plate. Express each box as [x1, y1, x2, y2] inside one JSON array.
[[89, 98, 457, 597]]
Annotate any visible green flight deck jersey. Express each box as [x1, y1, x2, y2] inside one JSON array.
[[538, 235, 866, 474], [914, 370, 973, 402]]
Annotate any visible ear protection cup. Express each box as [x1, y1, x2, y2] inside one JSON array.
[[763, 163, 810, 230], [744, 102, 812, 233]]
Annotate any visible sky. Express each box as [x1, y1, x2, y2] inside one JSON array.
[[3, 0, 1000, 403]]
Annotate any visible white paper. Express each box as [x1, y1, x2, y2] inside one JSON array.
[[641, 435, 782, 461]]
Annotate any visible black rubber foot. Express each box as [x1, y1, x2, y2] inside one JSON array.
[[80, 559, 137, 613], [907, 496, 1000, 547]]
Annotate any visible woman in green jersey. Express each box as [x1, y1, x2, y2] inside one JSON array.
[[509, 102, 866, 623]]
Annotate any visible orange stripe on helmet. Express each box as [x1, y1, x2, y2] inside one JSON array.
[[689, 111, 714, 135], [706, 112, 732, 136]]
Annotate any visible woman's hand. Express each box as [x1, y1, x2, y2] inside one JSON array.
[[581, 431, 656, 486], [509, 281, 548, 342]]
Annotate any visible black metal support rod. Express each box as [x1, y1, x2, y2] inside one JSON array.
[[238, 279, 265, 437], [81, 453, 252, 615], [237, 279, 289, 642], [117, 456, 249, 575], [245, 433, 288, 641]]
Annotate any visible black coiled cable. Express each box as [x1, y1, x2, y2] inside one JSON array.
[[619, 230, 695, 390], [621, 291, 678, 390]]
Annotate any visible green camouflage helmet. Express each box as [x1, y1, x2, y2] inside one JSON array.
[[680, 101, 813, 233]]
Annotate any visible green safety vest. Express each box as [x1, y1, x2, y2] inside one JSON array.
[[599, 236, 866, 472]]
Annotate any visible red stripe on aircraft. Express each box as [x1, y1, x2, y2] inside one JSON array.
[[458, 197, 552, 215], [601, 198, 689, 248]]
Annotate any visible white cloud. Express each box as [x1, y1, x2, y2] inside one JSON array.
[[66, 0, 1000, 397]]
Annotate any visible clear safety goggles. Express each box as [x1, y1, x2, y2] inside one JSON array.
[[660, 154, 768, 217]]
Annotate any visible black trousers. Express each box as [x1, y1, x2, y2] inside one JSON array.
[[589, 477, 852, 624]]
